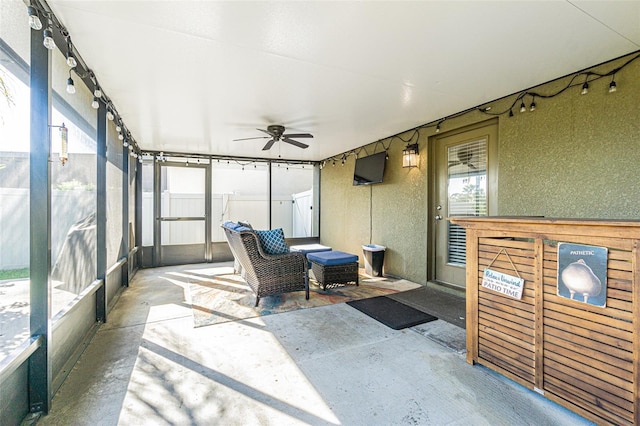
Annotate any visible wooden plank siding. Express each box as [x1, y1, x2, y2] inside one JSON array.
[[450, 217, 640, 425]]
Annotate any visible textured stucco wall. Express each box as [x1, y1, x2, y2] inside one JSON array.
[[320, 133, 429, 284], [498, 56, 640, 218], [320, 52, 640, 285]]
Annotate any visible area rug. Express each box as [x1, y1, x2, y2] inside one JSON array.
[[189, 268, 421, 328], [346, 296, 437, 330]]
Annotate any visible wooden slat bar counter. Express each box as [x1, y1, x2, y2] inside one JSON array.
[[449, 217, 640, 425]]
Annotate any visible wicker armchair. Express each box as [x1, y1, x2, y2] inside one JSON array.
[[222, 227, 309, 306]]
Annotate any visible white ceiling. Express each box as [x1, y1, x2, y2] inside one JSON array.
[[47, 1, 640, 162]]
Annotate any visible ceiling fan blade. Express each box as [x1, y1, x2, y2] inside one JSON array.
[[283, 133, 313, 139], [257, 128, 276, 137], [262, 139, 276, 150], [282, 137, 309, 149], [233, 136, 270, 141]]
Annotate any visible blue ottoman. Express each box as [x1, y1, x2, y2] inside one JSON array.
[[307, 250, 359, 290], [290, 244, 332, 269]]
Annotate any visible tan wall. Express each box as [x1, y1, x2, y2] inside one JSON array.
[[320, 52, 640, 285]]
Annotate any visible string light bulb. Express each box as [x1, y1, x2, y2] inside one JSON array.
[[519, 101, 526, 113], [123, 140, 129, 148], [43, 25, 56, 50], [581, 80, 589, 95], [529, 96, 536, 112], [435, 122, 441, 133], [118, 132, 124, 140], [91, 97, 99, 109], [608, 76, 617, 93], [66, 76, 75, 94], [66, 53, 77, 68], [65, 40, 77, 67], [106, 109, 114, 121], [115, 123, 122, 132], [27, 6, 42, 30], [94, 87, 102, 98]]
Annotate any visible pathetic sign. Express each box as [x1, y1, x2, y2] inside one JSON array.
[[557, 242, 607, 307], [482, 268, 524, 299]]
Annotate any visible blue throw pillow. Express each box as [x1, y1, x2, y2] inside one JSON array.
[[255, 228, 289, 255]]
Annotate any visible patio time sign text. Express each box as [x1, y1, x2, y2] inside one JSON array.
[[482, 268, 524, 299]]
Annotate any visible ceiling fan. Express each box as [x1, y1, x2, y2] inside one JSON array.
[[233, 125, 313, 150], [448, 147, 477, 169]]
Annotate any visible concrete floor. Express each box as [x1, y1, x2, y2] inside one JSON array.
[[39, 263, 592, 426]]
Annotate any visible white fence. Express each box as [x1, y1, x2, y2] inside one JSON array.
[[1, 188, 313, 270], [141, 190, 313, 246], [0, 188, 95, 271]]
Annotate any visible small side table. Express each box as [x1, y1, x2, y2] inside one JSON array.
[[307, 250, 359, 290]]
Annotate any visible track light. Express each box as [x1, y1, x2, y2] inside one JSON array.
[[608, 76, 617, 93], [66, 76, 75, 94], [91, 97, 99, 109], [28, 6, 43, 30], [519, 101, 526, 113], [43, 25, 56, 50]]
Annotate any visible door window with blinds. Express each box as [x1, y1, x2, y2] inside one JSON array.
[[447, 139, 487, 265]]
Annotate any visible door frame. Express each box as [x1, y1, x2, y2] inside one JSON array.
[[427, 118, 498, 287], [152, 159, 212, 266]]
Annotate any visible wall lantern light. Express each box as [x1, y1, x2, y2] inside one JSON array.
[[50, 123, 69, 165], [402, 143, 419, 168]]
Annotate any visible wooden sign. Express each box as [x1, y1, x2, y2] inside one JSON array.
[[482, 268, 524, 299]]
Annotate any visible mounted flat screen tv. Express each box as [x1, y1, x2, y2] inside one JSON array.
[[353, 151, 386, 186]]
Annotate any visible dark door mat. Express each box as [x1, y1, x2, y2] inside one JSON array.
[[387, 286, 466, 329], [347, 296, 437, 330]]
